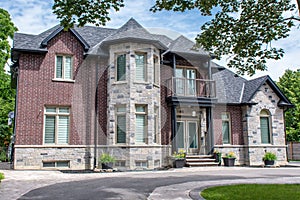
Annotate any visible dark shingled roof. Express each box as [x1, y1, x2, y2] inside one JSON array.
[[168, 35, 209, 56], [213, 68, 246, 103], [242, 76, 268, 102]]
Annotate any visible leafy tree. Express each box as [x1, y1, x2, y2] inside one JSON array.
[[277, 69, 300, 142], [53, 0, 300, 75], [0, 8, 18, 148]]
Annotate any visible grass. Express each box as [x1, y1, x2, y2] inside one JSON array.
[[201, 184, 300, 200], [0, 172, 4, 182]]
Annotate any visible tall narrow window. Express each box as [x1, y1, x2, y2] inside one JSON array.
[[260, 110, 271, 144], [153, 56, 159, 85], [44, 107, 70, 144], [135, 53, 146, 81], [116, 106, 126, 144], [154, 106, 159, 144], [222, 113, 231, 144], [56, 55, 72, 79], [116, 54, 126, 81], [135, 105, 147, 143]]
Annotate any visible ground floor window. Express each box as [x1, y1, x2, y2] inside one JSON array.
[[260, 110, 271, 144], [222, 113, 231, 144], [44, 107, 70, 144], [135, 105, 147, 143], [116, 106, 126, 144]]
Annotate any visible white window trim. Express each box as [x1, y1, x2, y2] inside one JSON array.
[[221, 112, 231, 145], [55, 55, 73, 80], [43, 107, 70, 145], [115, 105, 127, 144], [135, 52, 147, 82], [135, 105, 148, 144], [115, 53, 127, 82]]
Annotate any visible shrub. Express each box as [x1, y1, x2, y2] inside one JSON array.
[[99, 153, 116, 164], [223, 151, 236, 158], [0, 172, 4, 182], [263, 152, 277, 161], [173, 149, 186, 159], [0, 151, 7, 162]]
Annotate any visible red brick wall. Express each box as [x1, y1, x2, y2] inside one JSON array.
[[15, 31, 108, 145], [160, 64, 173, 145], [213, 105, 243, 145]]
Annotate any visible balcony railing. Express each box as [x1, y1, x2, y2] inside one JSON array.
[[166, 77, 216, 98]]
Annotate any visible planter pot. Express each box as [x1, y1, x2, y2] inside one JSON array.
[[102, 162, 113, 169], [214, 153, 222, 166], [174, 159, 185, 168], [223, 157, 236, 166], [264, 160, 275, 166]]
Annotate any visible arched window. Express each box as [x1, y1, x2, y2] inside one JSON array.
[[260, 110, 271, 144]]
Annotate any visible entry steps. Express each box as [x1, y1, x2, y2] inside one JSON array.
[[185, 154, 219, 167]]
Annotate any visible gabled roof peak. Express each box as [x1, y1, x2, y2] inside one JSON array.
[[116, 18, 144, 33]]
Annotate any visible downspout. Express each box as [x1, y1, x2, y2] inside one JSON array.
[[172, 53, 177, 152], [11, 62, 19, 169], [207, 55, 214, 154]]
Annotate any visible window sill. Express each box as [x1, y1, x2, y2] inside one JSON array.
[[113, 81, 127, 85], [133, 81, 150, 85], [153, 83, 160, 88], [52, 78, 75, 83]]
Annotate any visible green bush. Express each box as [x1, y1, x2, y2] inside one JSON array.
[[0, 151, 7, 162], [99, 153, 116, 164], [263, 152, 277, 161], [0, 172, 4, 182]]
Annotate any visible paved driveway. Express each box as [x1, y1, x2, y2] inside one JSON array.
[[1, 167, 300, 200]]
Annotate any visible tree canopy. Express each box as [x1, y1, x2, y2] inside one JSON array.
[[0, 8, 18, 148], [277, 69, 300, 142], [53, 0, 300, 75]]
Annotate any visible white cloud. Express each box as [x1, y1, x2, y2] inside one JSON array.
[[2, 0, 299, 81]]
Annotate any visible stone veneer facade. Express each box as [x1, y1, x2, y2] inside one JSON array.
[[214, 83, 287, 166]]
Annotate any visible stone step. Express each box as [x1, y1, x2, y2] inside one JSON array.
[[186, 162, 219, 167], [185, 158, 216, 162]]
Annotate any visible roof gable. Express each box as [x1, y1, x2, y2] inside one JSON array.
[[242, 75, 293, 107]]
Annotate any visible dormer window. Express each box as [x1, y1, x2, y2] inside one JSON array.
[[56, 55, 73, 80]]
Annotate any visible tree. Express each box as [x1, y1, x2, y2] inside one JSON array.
[[277, 69, 300, 142], [53, 0, 300, 76], [0, 8, 18, 149]]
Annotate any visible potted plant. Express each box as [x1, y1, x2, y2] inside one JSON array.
[[173, 150, 186, 168], [99, 153, 116, 169], [213, 149, 222, 166], [263, 152, 277, 166], [222, 151, 236, 166]]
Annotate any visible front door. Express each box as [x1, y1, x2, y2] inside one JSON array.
[[176, 121, 199, 154]]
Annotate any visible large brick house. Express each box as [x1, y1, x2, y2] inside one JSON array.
[[11, 18, 293, 170]]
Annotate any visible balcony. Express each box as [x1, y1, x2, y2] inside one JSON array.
[[166, 77, 216, 98]]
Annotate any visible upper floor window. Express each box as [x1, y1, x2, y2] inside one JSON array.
[[135, 105, 147, 143], [260, 110, 271, 144], [153, 56, 159, 85], [222, 113, 231, 144], [116, 54, 126, 81], [44, 107, 70, 144], [56, 55, 72, 80], [135, 53, 147, 81], [116, 106, 126, 144], [154, 106, 159, 144]]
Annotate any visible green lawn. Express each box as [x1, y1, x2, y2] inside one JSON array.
[[201, 184, 300, 200]]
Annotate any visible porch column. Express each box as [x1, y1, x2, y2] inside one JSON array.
[[206, 107, 214, 154], [171, 105, 177, 152]]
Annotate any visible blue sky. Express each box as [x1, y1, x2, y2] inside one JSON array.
[[2, 0, 300, 80]]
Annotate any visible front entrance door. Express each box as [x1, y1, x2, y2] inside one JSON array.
[[176, 121, 199, 154]]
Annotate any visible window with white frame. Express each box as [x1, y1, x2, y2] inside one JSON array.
[[116, 54, 126, 81], [116, 106, 126, 144], [135, 53, 147, 81], [44, 107, 70, 144], [154, 106, 159, 144], [56, 55, 73, 80], [135, 105, 147, 143], [260, 110, 271, 144], [221, 113, 231, 144], [153, 56, 159, 85]]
